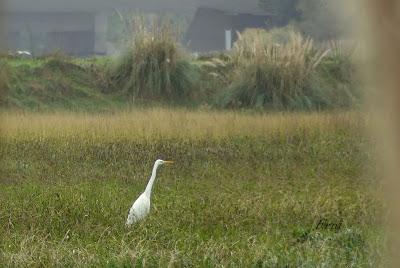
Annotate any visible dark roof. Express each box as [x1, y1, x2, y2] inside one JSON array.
[[184, 6, 271, 52]]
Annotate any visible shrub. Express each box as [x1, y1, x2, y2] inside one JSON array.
[[316, 40, 360, 108], [195, 53, 233, 103], [216, 29, 357, 110], [111, 16, 201, 104]]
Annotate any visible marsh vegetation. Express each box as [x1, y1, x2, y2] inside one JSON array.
[[0, 110, 383, 266]]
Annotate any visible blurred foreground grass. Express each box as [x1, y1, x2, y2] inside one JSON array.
[[0, 110, 384, 267]]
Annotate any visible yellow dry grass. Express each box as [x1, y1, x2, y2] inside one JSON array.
[[0, 108, 360, 140]]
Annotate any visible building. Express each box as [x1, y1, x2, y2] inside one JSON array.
[[3, 0, 120, 56], [3, 0, 271, 56], [5, 12, 108, 56], [184, 7, 273, 52]]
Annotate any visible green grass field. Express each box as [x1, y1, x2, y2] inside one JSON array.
[[0, 110, 384, 267]]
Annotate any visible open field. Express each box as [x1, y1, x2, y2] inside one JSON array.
[[0, 109, 384, 267]]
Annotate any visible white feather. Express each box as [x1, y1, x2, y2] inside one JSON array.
[[126, 193, 150, 225], [126, 159, 173, 226]]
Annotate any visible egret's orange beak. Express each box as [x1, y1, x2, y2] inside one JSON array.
[[164, 161, 174, 165]]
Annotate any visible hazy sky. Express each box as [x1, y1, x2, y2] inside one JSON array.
[[5, 0, 262, 14]]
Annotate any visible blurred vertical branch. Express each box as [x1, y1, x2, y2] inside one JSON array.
[[364, 0, 400, 265]]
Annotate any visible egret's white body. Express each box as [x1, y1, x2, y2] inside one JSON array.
[[126, 159, 173, 226]]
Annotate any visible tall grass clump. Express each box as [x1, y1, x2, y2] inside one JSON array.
[[0, 60, 10, 105], [217, 29, 357, 110], [195, 53, 233, 103], [111, 16, 201, 104], [317, 40, 360, 108]]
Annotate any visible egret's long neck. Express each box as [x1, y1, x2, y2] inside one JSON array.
[[144, 163, 159, 197]]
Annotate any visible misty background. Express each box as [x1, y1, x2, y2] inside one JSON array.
[[2, 0, 354, 56]]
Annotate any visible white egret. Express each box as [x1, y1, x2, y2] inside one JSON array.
[[126, 159, 174, 226]]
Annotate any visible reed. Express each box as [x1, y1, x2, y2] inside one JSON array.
[[111, 16, 200, 103], [216, 29, 357, 110]]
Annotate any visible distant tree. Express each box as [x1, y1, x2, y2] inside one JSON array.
[[259, 0, 350, 40], [258, 0, 301, 26], [296, 0, 345, 40]]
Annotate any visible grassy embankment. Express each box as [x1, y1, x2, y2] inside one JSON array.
[[0, 110, 383, 267], [0, 56, 127, 112], [0, 28, 359, 112]]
